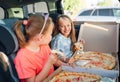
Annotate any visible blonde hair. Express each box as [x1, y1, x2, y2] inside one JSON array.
[[53, 14, 76, 44], [14, 14, 53, 48]]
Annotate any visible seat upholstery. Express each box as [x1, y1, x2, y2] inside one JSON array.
[[0, 52, 19, 82], [0, 18, 19, 55], [0, 18, 20, 82]]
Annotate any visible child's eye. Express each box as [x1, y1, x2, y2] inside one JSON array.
[[59, 26, 64, 28], [67, 24, 70, 27], [80, 47, 82, 49]]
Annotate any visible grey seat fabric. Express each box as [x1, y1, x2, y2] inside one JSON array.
[[0, 52, 19, 82], [0, 18, 19, 55], [0, 18, 20, 82]]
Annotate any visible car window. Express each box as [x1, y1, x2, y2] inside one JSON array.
[[27, 2, 48, 13], [98, 9, 113, 16], [0, 7, 5, 19], [79, 10, 92, 16], [92, 9, 97, 16], [113, 8, 120, 17], [23, 1, 49, 17], [34, 2, 49, 13]]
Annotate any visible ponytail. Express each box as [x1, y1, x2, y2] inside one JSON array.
[[14, 20, 26, 48]]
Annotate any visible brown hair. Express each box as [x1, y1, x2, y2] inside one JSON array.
[[53, 14, 76, 44], [14, 14, 53, 48]]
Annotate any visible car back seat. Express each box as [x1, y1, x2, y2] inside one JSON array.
[[49, 13, 60, 24], [0, 18, 20, 82]]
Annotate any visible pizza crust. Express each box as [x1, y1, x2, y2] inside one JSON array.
[[49, 71, 101, 82]]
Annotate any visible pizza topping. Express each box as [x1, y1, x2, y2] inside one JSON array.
[[73, 51, 116, 70], [49, 71, 101, 82], [74, 60, 90, 66]]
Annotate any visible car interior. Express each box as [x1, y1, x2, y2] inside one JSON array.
[[0, 0, 65, 82], [0, 0, 119, 82]]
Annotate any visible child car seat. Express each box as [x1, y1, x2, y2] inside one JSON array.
[[0, 18, 19, 82]]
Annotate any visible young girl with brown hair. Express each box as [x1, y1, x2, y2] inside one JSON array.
[[14, 14, 58, 82]]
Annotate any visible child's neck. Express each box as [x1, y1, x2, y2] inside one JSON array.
[[26, 43, 40, 52]]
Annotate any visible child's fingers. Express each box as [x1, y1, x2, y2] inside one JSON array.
[[68, 63, 76, 68], [68, 57, 74, 64], [79, 39, 85, 44], [60, 56, 66, 62]]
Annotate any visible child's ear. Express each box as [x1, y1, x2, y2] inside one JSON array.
[[39, 34, 45, 39], [39, 34, 43, 38], [35, 34, 43, 41]]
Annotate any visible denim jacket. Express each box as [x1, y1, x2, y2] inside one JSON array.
[[50, 33, 73, 58]]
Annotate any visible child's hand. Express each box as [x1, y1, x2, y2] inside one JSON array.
[[68, 57, 75, 64], [79, 39, 85, 44], [59, 57, 66, 63], [51, 49, 66, 62], [73, 39, 85, 52], [48, 53, 58, 65], [64, 57, 75, 68]]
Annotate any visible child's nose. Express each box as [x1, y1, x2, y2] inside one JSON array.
[[65, 26, 69, 30]]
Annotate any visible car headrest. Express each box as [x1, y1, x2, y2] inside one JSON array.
[[0, 18, 19, 55], [49, 13, 60, 24]]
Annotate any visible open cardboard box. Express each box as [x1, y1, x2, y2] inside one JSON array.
[[43, 66, 119, 82], [77, 22, 119, 81], [78, 21, 119, 73], [77, 22, 119, 53]]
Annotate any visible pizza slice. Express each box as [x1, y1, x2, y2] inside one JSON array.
[[51, 50, 66, 61]]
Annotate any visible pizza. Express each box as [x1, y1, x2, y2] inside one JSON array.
[[49, 71, 101, 82], [73, 51, 116, 70]]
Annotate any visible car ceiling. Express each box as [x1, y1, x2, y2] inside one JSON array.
[[0, 0, 57, 8]]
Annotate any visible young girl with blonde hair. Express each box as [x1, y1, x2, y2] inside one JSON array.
[[51, 14, 77, 66]]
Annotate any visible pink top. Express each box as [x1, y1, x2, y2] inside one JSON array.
[[14, 45, 54, 82]]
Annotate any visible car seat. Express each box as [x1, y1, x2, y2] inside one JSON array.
[[49, 13, 60, 24], [0, 18, 20, 82]]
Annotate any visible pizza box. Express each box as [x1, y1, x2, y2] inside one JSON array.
[[76, 21, 119, 81], [77, 22, 119, 53], [43, 66, 119, 82]]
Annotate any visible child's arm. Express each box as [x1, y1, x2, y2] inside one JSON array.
[[26, 54, 58, 82], [54, 58, 67, 67]]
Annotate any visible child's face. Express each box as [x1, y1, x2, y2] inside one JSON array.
[[58, 18, 71, 37], [39, 23, 54, 44]]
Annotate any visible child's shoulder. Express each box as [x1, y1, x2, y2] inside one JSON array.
[[53, 33, 63, 40], [40, 44, 50, 49]]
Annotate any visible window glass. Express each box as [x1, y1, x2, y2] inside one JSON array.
[[0, 7, 5, 19], [34, 2, 48, 13], [113, 8, 120, 17], [79, 10, 92, 16], [27, 4, 34, 13], [99, 9, 113, 16], [25, 1, 48, 14], [23, 1, 49, 18], [92, 10, 97, 16]]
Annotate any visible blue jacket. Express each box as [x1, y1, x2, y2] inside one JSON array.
[[51, 33, 73, 58]]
